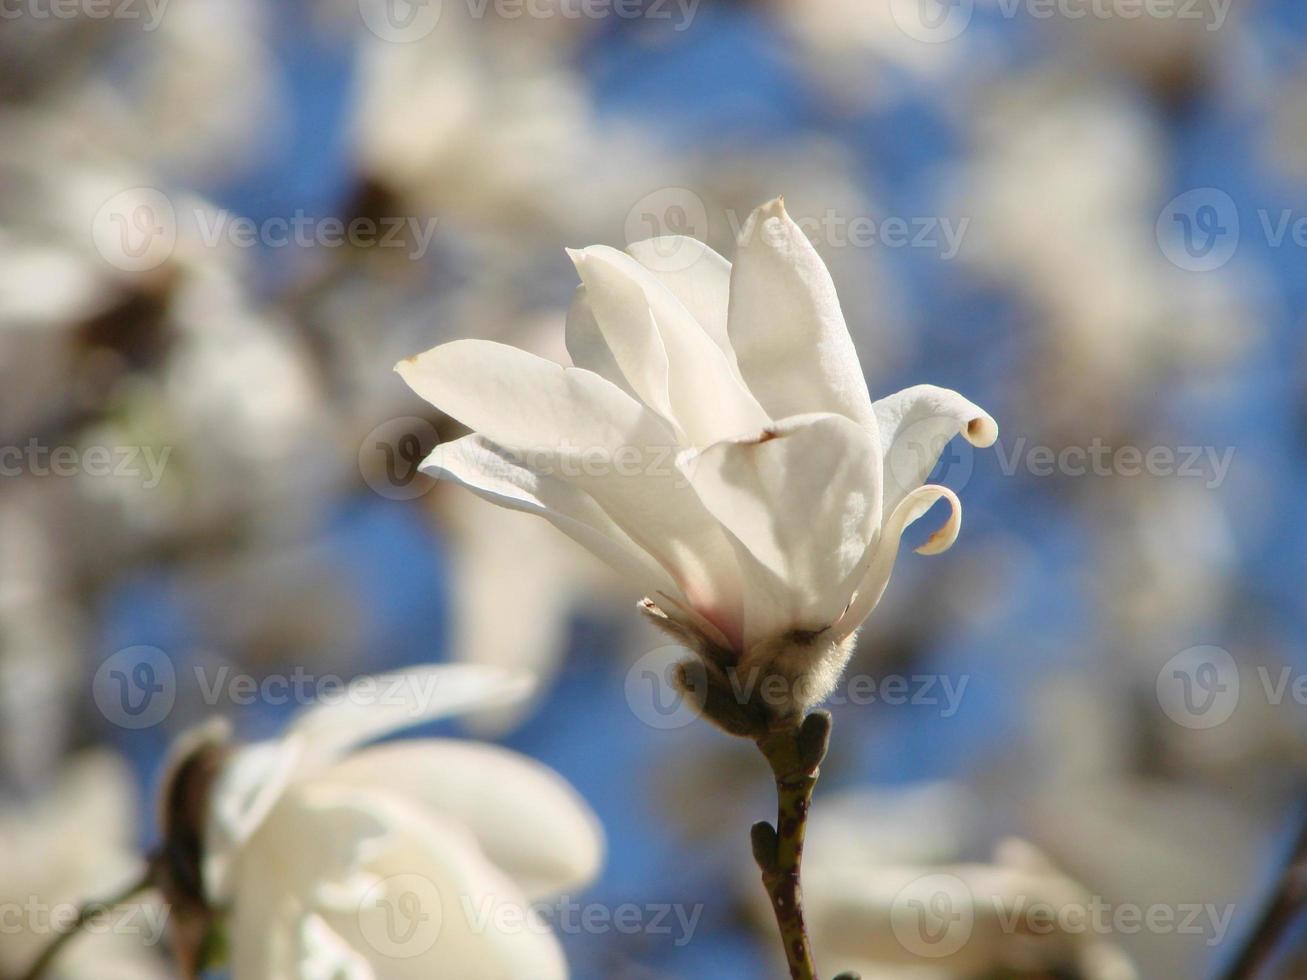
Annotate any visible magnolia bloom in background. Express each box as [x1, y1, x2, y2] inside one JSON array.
[[792, 789, 1137, 979], [158, 665, 603, 979], [805, 839, 1138, 979], [399, 198, 995, 726]]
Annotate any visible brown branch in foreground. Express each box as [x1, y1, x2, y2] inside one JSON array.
[[18, 863, 158, 980], [751, 710, 832, 980], [1220, 811, 1307, 980]]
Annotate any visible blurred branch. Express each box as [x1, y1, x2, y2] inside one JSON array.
[[1220, 811, 1307, 980], [18, 858, 160, 980]]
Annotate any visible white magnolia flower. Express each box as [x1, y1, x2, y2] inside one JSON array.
[[398, 198, 995, 723], [161, 664, 603, 979]]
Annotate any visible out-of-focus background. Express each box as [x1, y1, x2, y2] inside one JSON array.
[[2, 0, 1307, 977]]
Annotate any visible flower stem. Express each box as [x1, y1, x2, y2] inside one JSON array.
[[18, 865, 156, 980], [751, 711, 831, 980]]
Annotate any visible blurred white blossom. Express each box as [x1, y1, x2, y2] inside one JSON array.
[[955, 75, 1254, 439], [165, 664, 603, 979], [796, 789, 1137, 979]]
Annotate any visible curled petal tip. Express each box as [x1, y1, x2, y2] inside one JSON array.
[[912, 485, 961, 556], [965, 414, 999, 448], [914, 531, 952, 556]]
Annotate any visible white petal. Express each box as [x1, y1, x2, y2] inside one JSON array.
[[875, 384, 997, 519], [562, 470, 748, 651], [425, 434, 681, 604], [397, 339, 677, 462], [834, 485, 962, 638], [562, 277, 677, 434], [727, 198, 874, 428], [681, 413, 882, 646], [288, 664, 536, 773], [570, 245, 769, 445], [624, 236, 736, 367], [424, 434, 731, 646], [320, 740, 604, 901], [207, 665, 535, 902], [564, 284, 643, 400], [227, 874, 300, 980], [347, 815, 570, 980], [227, 787, 392, 980], [397, 341, 746, 646], [231, 784, 571, 980], [204, 737, 305, 905], [299, 915, 376, 980]]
